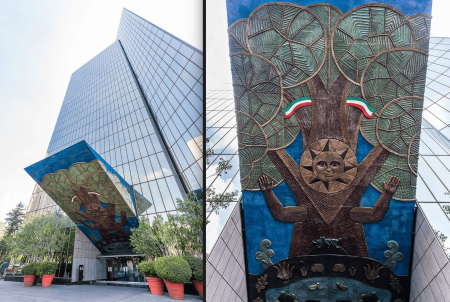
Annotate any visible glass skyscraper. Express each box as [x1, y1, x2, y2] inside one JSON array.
[[206, 36, 450, 302], [22, 8, 203, 284]]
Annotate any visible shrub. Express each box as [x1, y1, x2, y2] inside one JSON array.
[[21, 262, 39, 275], [154, 256, 192, 283], [182, 255, 203, 282], [137, 261, 157, 277], [36, 261, 58, 276]]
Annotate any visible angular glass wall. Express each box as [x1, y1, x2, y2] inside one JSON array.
[[117, 9, 203, 194], [46, 40, 184, 222], [205, 84, 240, 253], [423, 37, 450, 137], [417, 119, 450, 261]]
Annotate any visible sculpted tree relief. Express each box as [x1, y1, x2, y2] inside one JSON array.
[[229, 2, 430, 300]]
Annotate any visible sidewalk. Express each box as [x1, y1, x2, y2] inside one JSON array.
[[0, 279, 201, 302]]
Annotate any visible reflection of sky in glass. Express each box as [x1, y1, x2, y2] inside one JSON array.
[[418, 38, 450, 261]]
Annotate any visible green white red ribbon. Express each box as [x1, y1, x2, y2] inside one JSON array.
[[283, 97, 375, 119], [71, 192, 100, 203]]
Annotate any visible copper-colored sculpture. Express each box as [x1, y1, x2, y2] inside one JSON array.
[[259, 170, 399, 257], [72, 187, 129, 238]]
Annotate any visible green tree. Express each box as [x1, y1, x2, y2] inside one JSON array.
[[206, 137, 239, 223], [129, 216, 163, 260], [130, 192, 204, 259], [7, 212, 71, 263], [4, 202, 25, 237]]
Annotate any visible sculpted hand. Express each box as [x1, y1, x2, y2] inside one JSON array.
[[259, 176, 273, 192], [383, 176, 400, 194]]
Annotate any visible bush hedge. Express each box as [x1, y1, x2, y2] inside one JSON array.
[[36, 261, 58, 276], [182, 255, 203, 282], [21, 262, 40, 275], [154, 256, 192, 283], [137, 261, 157, 277]]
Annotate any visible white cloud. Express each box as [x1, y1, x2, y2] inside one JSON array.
[[148, 168, 172, 180]]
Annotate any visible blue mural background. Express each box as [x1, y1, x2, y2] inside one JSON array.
[[25, 140, 140, 250], [243, 132, 415, 276]]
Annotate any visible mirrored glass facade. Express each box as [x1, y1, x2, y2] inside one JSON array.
[[20, 8, 203, 282], [117, 9, 203, 194]]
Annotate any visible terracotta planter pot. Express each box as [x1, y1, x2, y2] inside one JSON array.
[[163, 279, 185, 300], [146, 276, 164, 296], [41, 274, 55, 287], [192, 280, 203, 300], [33, 275, 41, 285], [23, 275, 36, 287]]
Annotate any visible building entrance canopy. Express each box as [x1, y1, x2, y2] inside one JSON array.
[[24, 140, 151, 254]]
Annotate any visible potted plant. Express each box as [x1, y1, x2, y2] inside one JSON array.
[[183, 256, 203, 300], [36, 261, 58, 287], [21, 263, 37, 287], [31, 263, 42, 285], [154, 256, 192, 300], [137, 261, 164, 296]]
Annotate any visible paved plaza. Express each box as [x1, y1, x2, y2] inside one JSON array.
[[0, 279, 201, 302]]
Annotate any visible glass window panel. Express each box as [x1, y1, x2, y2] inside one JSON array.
[[120, 145, 129, 164], [122, 162, 132, 184], [422, 130, 450, 155], [150, 134, 163, 153], [115, 148, 123, 166], [131, 141, 142, 160], [135, 159, 147, 184], [139, 183, 156, 215], [180, 70, 196, 88], [150, 154, 164, 178], [190, 51, 203, 68], [125, 143, 135, 162], [156, 153, 173, 177], [158, 179, 176, 211], [183, 167, 200, 190], [123, 128, 131, 144], [148, 181, 165, 212], [135, 123, 146, 139], [419, 156, 449, 201], [129, 161, 140, 184], [174, 53, 188, 67], [185, 61, 202, 80], [416, 175, 437, 202], [175, 78, 190, 96], [143, 136, 156, 155], [142, 156, 155, 181]]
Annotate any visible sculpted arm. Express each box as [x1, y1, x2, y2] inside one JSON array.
[[350, 176, 400, 223], [259, 176, 307, 223]]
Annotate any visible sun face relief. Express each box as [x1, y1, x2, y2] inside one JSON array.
[[313, 152, 345, 182], [300, 139, 358, 193]]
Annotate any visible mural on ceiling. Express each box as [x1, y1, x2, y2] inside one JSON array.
[[25, 141, 150, 255], [226, 1, 432, 301]]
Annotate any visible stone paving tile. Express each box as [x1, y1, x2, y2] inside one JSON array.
[[0, 280, 201, 302]]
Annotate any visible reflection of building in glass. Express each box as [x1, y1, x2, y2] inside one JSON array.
[[187, 135, 203, 170], [18, 8, 202, 285], [206, 38, 450, 301]]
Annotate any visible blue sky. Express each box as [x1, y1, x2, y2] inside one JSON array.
[[0, 0, 202, 222]]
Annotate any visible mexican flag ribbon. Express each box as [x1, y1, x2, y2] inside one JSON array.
[[283, 97, 375, 119], [282, 97, 312, 118], [346, 97, 375, 119]]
